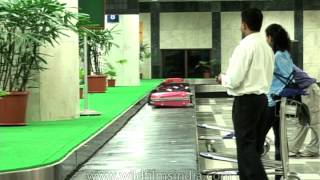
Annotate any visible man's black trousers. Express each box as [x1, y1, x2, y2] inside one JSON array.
[[232, 94, 269, 180]]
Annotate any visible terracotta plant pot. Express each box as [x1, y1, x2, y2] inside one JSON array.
[[88, 75, 107, 93], [0, 92, 29, 126], [108, 79, 116, 87], [79, 88, 84, 99], [203, 72, 211, 78]]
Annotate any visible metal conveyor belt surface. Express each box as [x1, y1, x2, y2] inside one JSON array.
[[71, 104, 198, 180]]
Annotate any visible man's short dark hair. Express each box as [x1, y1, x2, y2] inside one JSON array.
[[241, 8, 263, 32]]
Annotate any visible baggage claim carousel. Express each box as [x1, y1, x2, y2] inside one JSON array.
[[0, 79, 230, 180]]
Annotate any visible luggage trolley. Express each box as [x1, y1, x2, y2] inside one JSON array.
[[197, 124, 271, 156], [200, 97, 302, 180]]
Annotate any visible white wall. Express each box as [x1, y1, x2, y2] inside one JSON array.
[[140, 13, 152, 79], [221, 12, 241, 72], [27, 0, 80, 121], [221, 11, 294, 72], [304, 11, 320, 80], [105, 15, 140, 86], [160, 12, 212, 49], [262, 11, 294, 39], [139, 12, 212, 78]]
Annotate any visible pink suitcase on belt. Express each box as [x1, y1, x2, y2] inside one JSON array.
[[163, 78, 184, 84], [149, 91, 192, 107]]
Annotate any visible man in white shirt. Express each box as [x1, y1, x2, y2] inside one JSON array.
[[217, 8, 274, 180]]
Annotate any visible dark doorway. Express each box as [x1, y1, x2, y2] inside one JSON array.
[[162, 50, 185, 78], [161, 49, 211, 78], [187, 50, 211, 78]]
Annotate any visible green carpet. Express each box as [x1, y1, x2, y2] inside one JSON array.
[[0, 80, 162, 172]]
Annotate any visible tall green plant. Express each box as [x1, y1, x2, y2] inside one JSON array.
[[139, 42, 151, 62], [86, 27, 118, 75], [0, 0, 85, 92]]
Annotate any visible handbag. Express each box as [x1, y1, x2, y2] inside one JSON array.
[[274, 71, 306, 97]]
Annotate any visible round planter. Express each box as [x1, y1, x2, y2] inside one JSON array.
[[88, 75, 107, 93], [0, 92, 28, 126], [108, 79, 116, 87]]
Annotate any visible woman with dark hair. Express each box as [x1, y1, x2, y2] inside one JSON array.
[[266, 24, 291, 53], [266, 25, 320, 158], [264, 24, 294, 180]]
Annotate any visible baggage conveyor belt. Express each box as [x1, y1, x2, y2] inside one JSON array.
[[70, 104, 198, 180], [70, 82, 230, 180]]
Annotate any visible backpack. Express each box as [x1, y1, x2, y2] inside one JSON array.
[[274, 71, 306, 97]]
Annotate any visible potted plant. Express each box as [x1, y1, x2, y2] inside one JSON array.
[[0, 0, 83, 125], [140, 42, 151, 62], [195, 61, 212, 78], [139, 42, 151, 79], [83, 27, 118, 93], [79, 68, 85, 99], [104, 63, 117, 87]]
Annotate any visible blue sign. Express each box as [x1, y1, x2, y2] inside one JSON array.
[[107, 15, 119, 23]]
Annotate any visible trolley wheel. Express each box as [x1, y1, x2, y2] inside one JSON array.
[[287, 172, 301, 180], [261, 141, 270, 156], [211, 148, 217, 153], [212, 174, 222, 180], [287, 176, 301, 180], [206, 143, 217, 152]]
